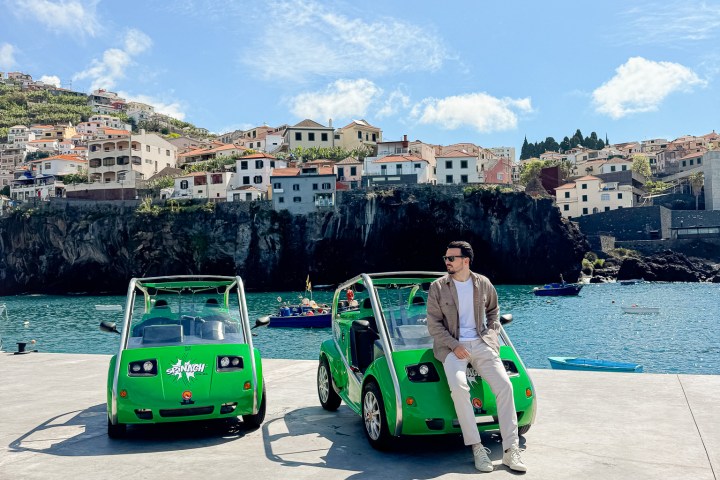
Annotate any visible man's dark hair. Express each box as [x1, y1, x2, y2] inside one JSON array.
[[447, 240, 474, 265]]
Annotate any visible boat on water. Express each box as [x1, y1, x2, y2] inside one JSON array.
[[619, 279, 644, 285], [548, 356, 643, 372], [622, 305, 660, 314], [262, 276, 334, 328], [533, 282, 583, 296]]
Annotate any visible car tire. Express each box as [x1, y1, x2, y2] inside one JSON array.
[[362, 381, 392, 450], [107, 418, 126, 439], [242, 384, 266, 430], [317, 356, 341, 411], [518, 424, 531, 435]]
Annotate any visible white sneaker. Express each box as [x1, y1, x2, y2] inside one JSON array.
[[472, 443, 493, 472], [502, 444, 527, 472]]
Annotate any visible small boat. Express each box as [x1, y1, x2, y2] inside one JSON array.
[[264, 302, 332, 328], [95, 304, 123, 311], [622, 305, 660, 314], [548, 356, 643, 372], [619, 279, 644, 285], [533, 282, 583, 296]]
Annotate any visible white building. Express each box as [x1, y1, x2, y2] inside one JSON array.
[[283, 119, 335, 150], [488, 146, 516, 162], [555, 175, 633, 219], [703, 151, 720, 210], [436, 150, 480, 185], [363, 154, 432, 184], [125, 102, 155, 124], [227, 185, 264, 202], [173, 171, 235, 201], [234, 153, 287, 192], [10, 154, 86, 202]]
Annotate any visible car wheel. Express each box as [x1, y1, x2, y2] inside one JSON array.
[[242, 384, 266, 430], [362, 381, 392, 450], [317, 357, 341, 411], [107, 418, 126, 439], [518, 424, 531, 435]]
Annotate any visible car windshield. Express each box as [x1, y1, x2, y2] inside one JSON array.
[[371, 279, 435, 352], [126, 281, 245, 349]]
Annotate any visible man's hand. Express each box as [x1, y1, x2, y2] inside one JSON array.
[[453, 345, 470, 359]]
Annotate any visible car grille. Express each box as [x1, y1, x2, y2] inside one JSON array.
[[159, 406, 214, 417]]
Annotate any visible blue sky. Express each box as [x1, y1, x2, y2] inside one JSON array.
[[2, 0, 719, 155]]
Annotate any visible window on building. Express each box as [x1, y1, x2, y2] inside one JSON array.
[[445, 160, 452, 169], [564, 191, 570, 199], [334, 134, 340, 140], [690, 159, 694, 166], [563, 204, 569, 211], [682, 160, 687, 167], [381, 165, 387, 173], [605, 206, 611, 212], [44, 162, 51, 170], [396, 165, 402, 174], [254, 176, 262, 184], [460, 175, 468, 183], [321, 133, 328, 141], [698, 158, 702, 164], [278, 197, 284, 203], [337, 167, 344, 178], [622, 165, 627, 170], [581, 195, 588, 202], [350, 166, 357, 175], [582, 208, 588, 215], [414, 163, 421, 169], [322, 183, 331, 189], [240, 161, 248, 170], [146, 145, 150, 152], [372, 133, 376, 141], [308, 133, 315, 141], [618, 193, 623, 199], [243, 176, 250, 185], [313, 183, 318, 190], [293, 197, 301, 203], [295, 132, 301, 141], [610, 166, 616, 172], [460, 160, 468, 169], [194, 176, 207, 186], [166, 150, 170, 156], [233, 193, 240, 201], [180, 180, 188, 189], [273, 182, 281, 189], [446, 175, 453, 183], [292, 184, 300, 191], [357, 131, 362, 139], [270, 161, 275, 168], [581, 183, 587, 189], [211, 174, 222, 184], [601, 193, 610, 201], [255, 160, 263, 169]]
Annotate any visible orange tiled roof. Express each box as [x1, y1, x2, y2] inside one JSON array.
[[575, 175, 601, 181], [437, 150, 475, 158], [555, 183, 576, 190], [242, 152, 276, 159], [29, 154, 85, 163], [271, 167, 300, 176], [102, 128, 130, 135], [374, 154, 425, 164]]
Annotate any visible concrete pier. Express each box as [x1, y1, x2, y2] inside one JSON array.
[[0, 353, 718, 479]]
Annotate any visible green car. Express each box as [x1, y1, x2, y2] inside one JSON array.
[[317, 272, 536, 449], [100, 275, 268, 438]]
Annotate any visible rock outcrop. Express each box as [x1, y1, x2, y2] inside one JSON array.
[[0, 186, 588, 295], [616, 250, 719, 282]]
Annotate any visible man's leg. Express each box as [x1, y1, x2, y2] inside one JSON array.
[[469, 340, 518, 451], [442, 349, 481, 446]]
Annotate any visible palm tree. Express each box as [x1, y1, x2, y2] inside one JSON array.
[[688, 171, 704, 210]]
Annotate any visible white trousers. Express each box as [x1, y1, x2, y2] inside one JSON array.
[[443, 339, 519, 450]]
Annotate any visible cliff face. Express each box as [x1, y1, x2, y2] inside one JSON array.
[[0, 186, 588, 295]]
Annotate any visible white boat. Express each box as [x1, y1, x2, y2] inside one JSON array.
[[622, 305, 660, 314], [95, 304, 123, 311]]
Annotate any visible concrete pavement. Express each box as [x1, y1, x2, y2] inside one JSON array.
[[0, 352, 717, 479]]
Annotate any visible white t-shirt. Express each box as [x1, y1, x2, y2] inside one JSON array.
[[453, 278, 479, 341]]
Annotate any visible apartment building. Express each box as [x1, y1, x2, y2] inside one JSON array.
[[10, 154, 86, 202], [704, 151, 720, 210], [0, 145, 25, 188], [88, 89, 125, 114], [270, 166, 336, 215], [363, 154, 432, 186], [555, 175, 633, 219], [234, 153, 287, 192], [283, 119, 335, 150], [125, 102, 155, 123], [436, 150, 480, 184], [335, 119, 382, 152], [172, 171, 235, 202]]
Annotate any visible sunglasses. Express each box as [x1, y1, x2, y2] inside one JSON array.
[[442, 255, 466, 262]]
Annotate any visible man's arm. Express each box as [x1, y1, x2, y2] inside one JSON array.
[[484, 281, 500, 332], [426, 282, 461, 351]]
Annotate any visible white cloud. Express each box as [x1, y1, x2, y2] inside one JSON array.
[[411, 93, 533, 133], [119, 92, 186, 121], [592, 57, 706, 119], [619, 1, 720, 45], [289, 79, 383, 121], [9, 0, 100, 37], [376, 89, 411, 118], [73, 29, 152, 91], [247, 0, 449, 80], [39, 75, 61, 87], [0, 43, 17, 69]]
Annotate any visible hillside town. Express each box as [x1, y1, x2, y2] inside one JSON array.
[[1, 71, 718, 227]]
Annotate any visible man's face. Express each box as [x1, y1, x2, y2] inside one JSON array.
[[444, 248, 468, 275]]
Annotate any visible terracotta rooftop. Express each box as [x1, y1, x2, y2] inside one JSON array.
[[373, 154, 426, 164], [437, 150, 475, 158], [29, 154, 85, 163], [575, 175, 601, 181]]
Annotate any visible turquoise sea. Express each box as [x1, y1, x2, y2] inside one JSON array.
[[1, 283, 718, 374]]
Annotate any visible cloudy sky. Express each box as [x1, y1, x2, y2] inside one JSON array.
[[2, 0, 719, 155]]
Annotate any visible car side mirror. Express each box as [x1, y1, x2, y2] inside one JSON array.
[[500, 314, 513, 326], [253, 316, 271, 329], [99, 320, 120, 334]]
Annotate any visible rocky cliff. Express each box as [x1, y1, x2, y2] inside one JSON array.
[[0, 186, 588, 295]]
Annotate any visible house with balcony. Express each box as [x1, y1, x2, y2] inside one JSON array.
[[227, 185, 264, 202], [88, 89, 126, 114], [10, 154, 86, 202], [1, 145, 26, 189], [436, 150, 480, 184], [362, 154, 432, 187], [27, 138, 59, 153], [66, 129, 177, 201], [283, 119, 335, 151], [335, 119, 382, 153], [555, 175, 633, 219], [270, 165, 336, 215], [172, 171, 235, 202], [8, 125, 34, 148], [234, 153, 287, 192], [178, 143, 246, 167]]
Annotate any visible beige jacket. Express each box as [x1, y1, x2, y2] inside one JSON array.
[[426, 272, 500, 362]]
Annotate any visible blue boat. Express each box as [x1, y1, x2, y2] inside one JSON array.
[[548, 356, 643, 373], [533, 282, 583, 296]]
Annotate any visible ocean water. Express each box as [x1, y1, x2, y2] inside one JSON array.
[[1, 283, 718, 375]]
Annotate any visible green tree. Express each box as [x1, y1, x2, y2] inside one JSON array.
[[631, 154, 652, 179], [688, 171, 704, 210], [519, 159, 545, 186], [0, 185, 9, 196], [559, 136, 571, 152], [645, 180, 672, 195], [520, 136, 530, 160], [62, 169, 89, 184]]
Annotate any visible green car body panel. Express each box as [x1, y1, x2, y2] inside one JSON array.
[[103, 275, 266, 434], [318, 272, 536, 444]]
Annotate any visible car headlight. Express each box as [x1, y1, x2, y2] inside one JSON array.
[[406, 362, 440, 382], [216, 355, 244, 371], [128, 359, 157, 376]]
